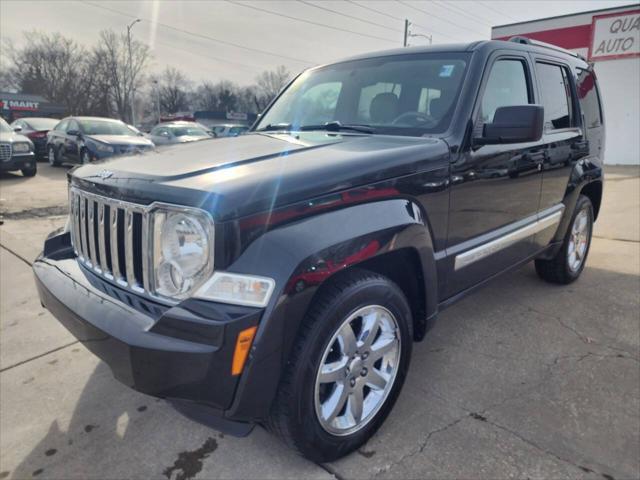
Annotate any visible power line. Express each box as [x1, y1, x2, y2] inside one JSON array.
[[81, 1, 315, 65], [431, 1, 493, 28], [297, 0, 402, 34], [396, 0, 488, 37], [344, 0, 429, 31], [475, 1, 519, 22], [229, 1, 398, 44]]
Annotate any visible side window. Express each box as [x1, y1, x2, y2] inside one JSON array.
[[417, 88, 441, 115], [67, 119, 79, 132], [576, 68, 603, 129], [296, 82, 342, 125], [56, 119, 69, 132], [480, 59, 531, 124], [535, 62, 574, 130]]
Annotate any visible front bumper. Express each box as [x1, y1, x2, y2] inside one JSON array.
[[33, 233, 263, 417], [1, 152, 35, 171]]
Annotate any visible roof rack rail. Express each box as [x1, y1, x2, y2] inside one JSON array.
[[508, 36, 587, 62]]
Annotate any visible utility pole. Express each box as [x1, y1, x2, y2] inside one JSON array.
[[126, 19, 141, 125], [403, 19, 409, 47], [152, 79, 161, 124]]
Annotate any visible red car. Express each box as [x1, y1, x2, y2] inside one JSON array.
[[11, 117, 60, 160]]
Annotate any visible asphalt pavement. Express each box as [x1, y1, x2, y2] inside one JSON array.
[[0, 163, 638, 480]]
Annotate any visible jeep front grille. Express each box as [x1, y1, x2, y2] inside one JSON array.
[[69, 188, 151, 294], [0, 143, 11, 162]]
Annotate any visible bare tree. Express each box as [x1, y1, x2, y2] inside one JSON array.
[[195, 80, 238, 112], [96, 30, 150, 122], [158, 67, 192, 114], [254, 65, 291, 110]]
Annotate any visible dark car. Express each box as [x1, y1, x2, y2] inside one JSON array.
[[34, 39, 605, 461], [0, 118, 37, 176], [10, 117, 59, 160], [46, 116, 154, 166], [147, 121, 213, 145]]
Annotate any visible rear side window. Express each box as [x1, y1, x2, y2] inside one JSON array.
[[535, 62, 574, 130], [576, 68, 603, 129], [480, 59, 531, 123]]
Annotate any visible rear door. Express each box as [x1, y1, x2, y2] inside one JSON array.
[[532, 56, 587, 248], [444, 53, 544, 298]]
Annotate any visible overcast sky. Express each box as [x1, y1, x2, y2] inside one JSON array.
[[0, 0, 635, 85]]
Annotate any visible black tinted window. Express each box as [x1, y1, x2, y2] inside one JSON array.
[[536, 62, 573, 130], [480, 59, 531, 123], [576, 69, 602, 129]]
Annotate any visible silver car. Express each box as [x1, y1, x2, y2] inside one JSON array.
[[0, 118, 37, 176], [147, 122, 212, 145]]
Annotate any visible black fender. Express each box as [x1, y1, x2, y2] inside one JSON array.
[[538, 156, 603, 259], [224, 198, 437, 421]]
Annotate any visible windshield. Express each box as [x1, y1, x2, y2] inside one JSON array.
[[78, 119, 133, 136], [170, 126, 209, 137], [26, 118, 59, 130], [0, 118, 11, 133], [255, 52, 469, 136]]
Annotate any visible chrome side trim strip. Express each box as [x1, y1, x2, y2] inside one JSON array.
[[454, 207, 564, 271]]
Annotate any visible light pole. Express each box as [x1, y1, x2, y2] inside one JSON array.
[[127, 19, 141, 125]]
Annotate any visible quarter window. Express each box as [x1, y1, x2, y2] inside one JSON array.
[[535, 62, 574, 130], [576, 68, 603, 129], [480, 59, 531, 124]]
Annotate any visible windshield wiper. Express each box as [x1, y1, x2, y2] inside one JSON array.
[[300, 121, 375, 134], [255, 123, 292, 132]]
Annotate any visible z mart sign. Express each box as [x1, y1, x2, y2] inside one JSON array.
[[0, 99, 40, 111], [589, 10, 640, 61]]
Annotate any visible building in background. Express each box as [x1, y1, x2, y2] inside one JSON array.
[[0, 92, 65, 123], [492, 4, 640, 165]]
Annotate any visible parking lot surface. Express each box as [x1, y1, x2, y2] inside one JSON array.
[[1, 164, 638, 480]]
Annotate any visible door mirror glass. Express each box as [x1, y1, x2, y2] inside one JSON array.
[[476, 105, 544, 145]]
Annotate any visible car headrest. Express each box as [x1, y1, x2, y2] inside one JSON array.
[[370, 92, 399, 124]]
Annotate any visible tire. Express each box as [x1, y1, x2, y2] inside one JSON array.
[[81, 148, 92, 164], [267, 269, 413, 462], [535, 194, 594, 284], [48, 145, 60, 166], [21, 163, 37, 177]]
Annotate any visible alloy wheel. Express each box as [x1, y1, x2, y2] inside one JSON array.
[[314, 305, 400, 436], [567, 208, 590, 272]]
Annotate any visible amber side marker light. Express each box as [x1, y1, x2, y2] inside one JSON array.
[[232, 326, 258, 376]]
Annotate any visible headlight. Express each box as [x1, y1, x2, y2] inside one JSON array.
[[151, 208, 214, 300], [13, 142, 31, 153], [92, 141, 114, 153]]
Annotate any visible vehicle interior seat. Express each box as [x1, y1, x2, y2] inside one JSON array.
[[369, 92, 399, 124]]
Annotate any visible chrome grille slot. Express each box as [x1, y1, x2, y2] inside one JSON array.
[[0, 143, 11, 162], [70, 188, 150, 295]]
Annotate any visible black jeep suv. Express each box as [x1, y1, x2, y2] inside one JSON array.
[[34, 39, 605, 461]]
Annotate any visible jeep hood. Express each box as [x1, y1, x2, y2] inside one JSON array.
[[71, 132, 449, 222]]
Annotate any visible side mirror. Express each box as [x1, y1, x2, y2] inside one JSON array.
[[475, 105, 544, 145], [13, 126, 22, 133], [67, 129, 81, 137]]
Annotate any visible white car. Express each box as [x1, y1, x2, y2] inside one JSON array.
[[147, 122, 212, 145]]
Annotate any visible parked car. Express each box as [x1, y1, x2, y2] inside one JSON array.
[[46, 116, 154, 166], [147, 121, 212, 145], [34, 39, 604, 461], [10, 117, 59, 160], [0, 117, 36, 176], [212, 124, 249, 137]]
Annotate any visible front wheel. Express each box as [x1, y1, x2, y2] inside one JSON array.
[[21, 163, 37, 177], [48, 145, 60, 166], [268, 270, 413, 462], [535, 194, 594, 284], [81, 148, 92, 164]]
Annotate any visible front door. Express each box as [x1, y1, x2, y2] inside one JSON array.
[[443, 54, 544, 298]]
